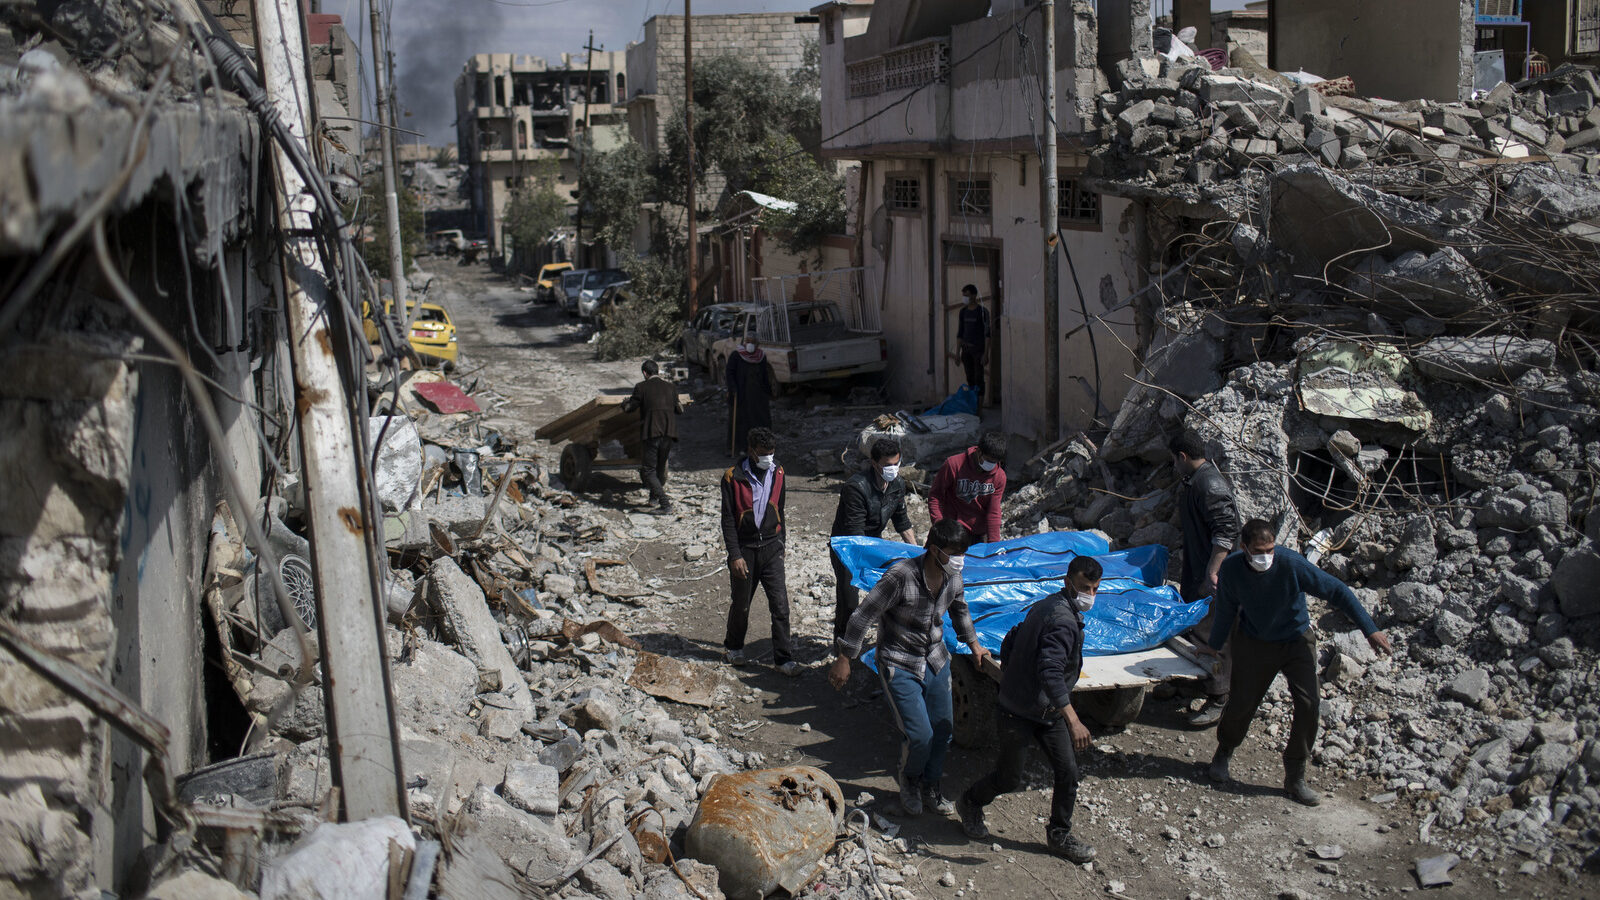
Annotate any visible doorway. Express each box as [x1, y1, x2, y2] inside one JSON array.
[[942, 241, 1001, 405]]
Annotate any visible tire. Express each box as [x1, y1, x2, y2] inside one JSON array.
[[951, 655, 999, 749], [1074, 685, 1148, 729], [559, 443, 593, 491]]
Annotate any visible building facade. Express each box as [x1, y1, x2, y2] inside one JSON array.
[[454, 51, 628, 260], [814, 0, 1162, 441]]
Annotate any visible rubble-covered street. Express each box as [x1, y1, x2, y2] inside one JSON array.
[[5, 0, 1600, 898]]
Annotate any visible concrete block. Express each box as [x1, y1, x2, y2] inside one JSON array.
[[503, 761, 561, 817]]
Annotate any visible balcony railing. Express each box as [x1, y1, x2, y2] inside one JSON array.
[[847, 37, 950, 98]]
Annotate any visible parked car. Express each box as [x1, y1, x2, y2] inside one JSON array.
[[710, 301, 886, 386], [535, 261, 573, 302], [576, 268, 629, 319], [556, 268, 593, 315], [362, 300, 460, 368], [681, 302, 754, 371], [593, 284, 633, 331], [427, 229, 466, 256]]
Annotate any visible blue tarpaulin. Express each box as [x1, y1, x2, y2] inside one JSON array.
[[831, 532, 1209, 670]]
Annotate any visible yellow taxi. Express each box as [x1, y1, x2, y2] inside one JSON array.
[[363, 300, 460, 368], [535, 261, 574, 302]]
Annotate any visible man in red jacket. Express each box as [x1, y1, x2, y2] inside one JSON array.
[[928, 431, 1008, 544]]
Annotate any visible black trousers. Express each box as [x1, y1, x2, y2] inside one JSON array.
[[639, 435, 672, 506], [723, 541, 793, 663], [830, 544, 859, 644], [966, 709, 1080, 837], [1216, 628, 1320, 764], [960, 344, 985, 396]]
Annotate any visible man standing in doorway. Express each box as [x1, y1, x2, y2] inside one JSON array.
[[725, 335, 775, 457], [1170, 429, 1239, 727], [1203, 518, 1392, 806], [956, 555, 1102, 864], [956, 284, 990, 403], [829, 519, 991, 818], [720, 427, 797, 676], [622, 359, 683, 513], [929, 431, 1008, 545], [830, 437, 917, 645]]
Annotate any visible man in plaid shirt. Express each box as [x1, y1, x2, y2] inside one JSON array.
[[828, 519, 992, 817]]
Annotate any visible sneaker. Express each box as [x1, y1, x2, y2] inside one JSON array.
[[956, 792, 990, 840], [1189, 696, 1227, 728], [725, 648, 747, 666], [776, 661, 801, 677], [920, 782, 955, 816], [1207, 747, 1233, 783], [1046, 831, 1097, 864], [888, 777, 923, 816]]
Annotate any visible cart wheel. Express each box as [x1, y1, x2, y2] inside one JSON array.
[[559, 444, 593, 491], [1075, 685, 1148, 729], [951, 655, 998, 749]]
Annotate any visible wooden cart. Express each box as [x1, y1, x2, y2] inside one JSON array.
[[538, 389, 692, 491]]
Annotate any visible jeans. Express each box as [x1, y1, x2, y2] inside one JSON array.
[[960, 345, 985, 398], [723, 541, 793, 664], [639, 435, 672, 507], [966, 709, 1080, 836], [879, 660, 953, 787], [1217, 628, 1320, 764], [830, 545, 859, 644]]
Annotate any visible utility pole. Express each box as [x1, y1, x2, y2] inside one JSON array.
[[684, 0, 698, 317], [1041, 0, 1061, 442], [575, 30, 599, 270], [367, 0, 409, 326], [253, 0, 407, 822]]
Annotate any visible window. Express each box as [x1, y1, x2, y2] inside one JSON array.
[[949, 176, 992, 220], [886, 175, 921, 213], [1058, 173, 1101, 227]]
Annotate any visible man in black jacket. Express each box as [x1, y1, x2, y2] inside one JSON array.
[[1170, 429, 1239, 727], [720, 427, 796, 675], [956, 556, 1101, 864], [622, 360, 684, 512], [830, 437, 917, 645], [956, 284, 990, 403]]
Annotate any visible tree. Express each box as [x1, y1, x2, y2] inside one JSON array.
[[357, 172, 423, 276], [503, 159, 568, 258]]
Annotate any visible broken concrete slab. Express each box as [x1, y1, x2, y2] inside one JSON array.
[[1412, 336, 1555, 384], [502, 760, 560, 817], [686, 767, 844, 899], [1342, 249, 1499, 321], [422, 557, 532, 719], [1551, 542, 1600, 618], [1415, 853, 1460, 888], [259, 816, 416, 900], [1267, 164, 1468, 277], [464, 784, 578, 883]]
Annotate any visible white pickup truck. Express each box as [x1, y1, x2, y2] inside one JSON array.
[[711, 301, 887, 386]]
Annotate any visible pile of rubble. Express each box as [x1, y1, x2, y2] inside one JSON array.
[[155, 339, 931, 898], [1094, 51, 1600, 195]]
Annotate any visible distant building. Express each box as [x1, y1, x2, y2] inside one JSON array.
[[453, 51, 627, 261]]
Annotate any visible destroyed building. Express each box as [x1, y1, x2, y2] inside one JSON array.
[[453, 50, 628, 263]]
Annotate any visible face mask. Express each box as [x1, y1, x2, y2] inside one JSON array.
[[942, 553, 965, 575], [879, 464, 900, 482], [743, 342, 756, 353], [979, 459, 997, 472], [1076, 591, 1097, 611], [753, 454, 775, 471], [1247, 552, 1274, 572]]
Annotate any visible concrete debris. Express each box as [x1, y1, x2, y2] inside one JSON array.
[[685, 767, 845, 899], [1414, 852, 1460, 888], [1412, 336, 1556, 385], [259, 817, 416, 900]]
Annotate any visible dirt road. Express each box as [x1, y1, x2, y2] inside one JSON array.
[[428, 259, 1570, 899]]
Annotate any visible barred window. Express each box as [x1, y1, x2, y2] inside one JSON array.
[[887, 175, 921, 212], [949, 176, 992, 220], [1058, 175, 1100, 227]]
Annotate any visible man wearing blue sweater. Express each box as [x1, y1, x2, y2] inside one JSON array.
[[1204, 518, 1392, 805]]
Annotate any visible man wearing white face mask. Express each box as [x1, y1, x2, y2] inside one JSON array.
[[1203, 518, 1392, 806], [829, 438, 918, 645], [720, 428, 797, 675], [956, 555, 1102, 863], [829, 519, 990, 818], [928, 430, 1008, 544]]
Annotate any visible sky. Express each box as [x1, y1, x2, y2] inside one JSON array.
[[328, 0, 1251, 147]]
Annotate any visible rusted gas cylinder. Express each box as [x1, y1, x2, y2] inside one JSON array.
[[684, 766, 845, 899]]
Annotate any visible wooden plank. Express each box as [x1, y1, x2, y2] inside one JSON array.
[[1076, 646, 1208, 691]]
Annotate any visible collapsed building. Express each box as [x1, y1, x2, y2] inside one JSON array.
[[1002, 28, 1600, 874]]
